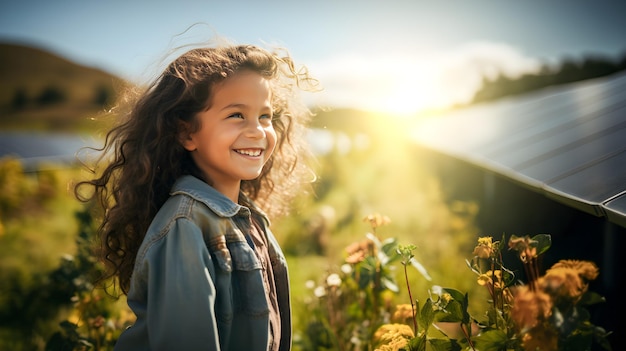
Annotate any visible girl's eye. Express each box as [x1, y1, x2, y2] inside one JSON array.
[[260, 114, 273, 125], [228, 113, 244, 119]]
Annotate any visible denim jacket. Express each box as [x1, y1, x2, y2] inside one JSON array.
[[114, 175, 292, 351]]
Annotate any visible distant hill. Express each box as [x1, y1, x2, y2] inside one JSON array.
[[0, 42, 372, 134], [0, 42, 128, 132]]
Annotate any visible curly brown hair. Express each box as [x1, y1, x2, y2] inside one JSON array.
[[77, 43, 319, 294]]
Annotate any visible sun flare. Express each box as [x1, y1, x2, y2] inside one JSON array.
[[308, 54, 456, 117], [308, 44, 542, 119], [375, 78, 446, 118]]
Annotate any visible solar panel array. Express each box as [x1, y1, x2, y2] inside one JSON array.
[[413, 72, 626, 228]]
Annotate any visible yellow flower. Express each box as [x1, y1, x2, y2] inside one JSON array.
[[344, 238, 375, 264], [477, 270, 502, 287], [508, 235, 530, 251], [508, 235, 537, 263], [539, 268, 585, 306], [441, 292, 452, 304], [363, 213, 391, 229], [477, 236, 493, 246], [511, 286, 553, 332], [473, 236, 494, 259], [550, 259, 599, 281], [372, 323, 414, 351], [375, 338, 410, 351], [477, 274, 491, 286], [391, 304, 414, 324]]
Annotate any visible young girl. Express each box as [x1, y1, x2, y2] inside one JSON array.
[[78, 42, 318, 350]]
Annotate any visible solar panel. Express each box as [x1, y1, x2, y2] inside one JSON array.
[[413, 71, 626, 228]]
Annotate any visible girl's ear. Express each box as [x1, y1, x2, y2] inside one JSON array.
[[178, 120, 197, 151]]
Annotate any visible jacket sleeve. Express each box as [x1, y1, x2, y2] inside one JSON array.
[[143, 217, 222, 350]]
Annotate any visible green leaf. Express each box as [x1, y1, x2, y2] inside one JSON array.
[[442, 288, 466, 303], [532, 234, 551, 255], [441, 288, 472, 325], [404, 334, 427, 351], [592, 326, 613, 351], [434, 301, 464, 322], [500, 265, 516, 287], [356, 266, 372, 289], [560, 331, 594, 351], [381, 237, 399, 256], [472, 329, 508, 351], [411, 258, 432, 281], [379, 239, 400, 264], [418, 299, 435, 333], [579, 291, 606, 306], [428, 338, 461, 351], [497, 233, 507, 253], [465, 258, 481, 275], [420, 299, 436, 332]]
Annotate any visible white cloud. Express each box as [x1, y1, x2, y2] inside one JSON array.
[[304, 41, 542, 114]]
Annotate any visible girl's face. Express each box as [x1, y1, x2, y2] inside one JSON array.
[[181, 70, 277, 199]]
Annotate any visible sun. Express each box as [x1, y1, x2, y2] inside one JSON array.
[[303, 42, 544, 124], [375, 81, 441, 118], [308, 53, 471, 119], [370, 61, 461, 118], [357, 57, 458, 119]]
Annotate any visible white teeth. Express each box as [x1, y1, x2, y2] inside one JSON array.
[[236, 149, 262, 156]]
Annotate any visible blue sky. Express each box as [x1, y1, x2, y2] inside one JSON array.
[[1, 0, 625, 114]]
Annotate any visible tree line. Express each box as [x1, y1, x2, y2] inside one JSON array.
[[472, 52, 626, 103], [9, 84, 115, 111]]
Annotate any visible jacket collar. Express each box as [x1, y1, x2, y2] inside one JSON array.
[[170, 175, 269, 224]]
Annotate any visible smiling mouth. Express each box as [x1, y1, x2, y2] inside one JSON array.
[[235, 148, 263, 157]]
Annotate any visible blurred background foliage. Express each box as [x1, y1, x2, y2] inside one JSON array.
[[0, 43, 623, 350]]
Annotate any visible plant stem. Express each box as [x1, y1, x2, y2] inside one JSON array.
[[403, 264, 418, 334], [460, 322, 476, 351], [524, 248, 540, 291]]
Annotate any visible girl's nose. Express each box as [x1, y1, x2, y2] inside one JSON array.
[[245, 120, 266, 138]]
